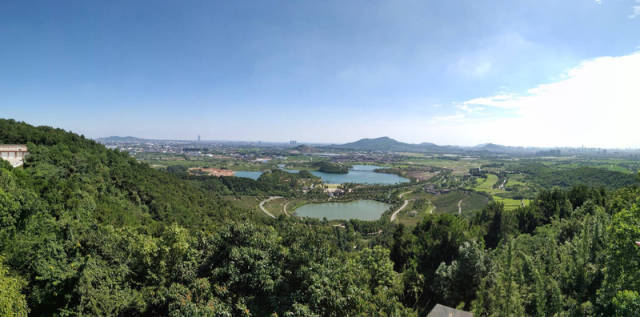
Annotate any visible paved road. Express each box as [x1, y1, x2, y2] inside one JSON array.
[[391, 199, 410, 222], [259, 196, 282, 218], [398, 191, 412, 199], [283, 201, 291, 216]]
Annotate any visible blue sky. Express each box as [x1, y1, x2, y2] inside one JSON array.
[[1, 0, 639, 147]]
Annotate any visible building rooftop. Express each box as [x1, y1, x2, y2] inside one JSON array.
[[427, 304, 473, 317], [0, 144, 28, 151]]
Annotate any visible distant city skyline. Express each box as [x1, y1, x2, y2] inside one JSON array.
[[2, 1, 640, 148]]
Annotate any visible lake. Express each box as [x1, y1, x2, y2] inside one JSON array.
[[234, 165, 410, 184], [309, 164, 409, 184], [294, 199, 391, 221]]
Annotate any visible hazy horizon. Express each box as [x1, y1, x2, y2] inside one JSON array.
[[2, 1, 640, 148], [86, 134, 639, 150]]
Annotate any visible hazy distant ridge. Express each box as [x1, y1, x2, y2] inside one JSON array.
[[330, 137, 545, 154]]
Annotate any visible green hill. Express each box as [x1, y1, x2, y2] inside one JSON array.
[[0, 119, 247, 229], [332, 136, 444, 152], [0, 119, 412, 316]]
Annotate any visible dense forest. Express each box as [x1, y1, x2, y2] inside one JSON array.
[[2, 119, 640, 316], [313, 161, 350, 174]]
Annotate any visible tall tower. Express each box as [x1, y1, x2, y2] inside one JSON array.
[[197, 135, 201, 143]]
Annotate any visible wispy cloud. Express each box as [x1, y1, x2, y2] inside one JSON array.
[[631, 0, 640, 18], [449, 31, 532, 79]]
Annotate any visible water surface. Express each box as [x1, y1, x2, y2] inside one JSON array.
[[280, 164, 410, 184], [233, 171, 262, 180], [294, 199, 390, 221], [234, 164, 409, 184]]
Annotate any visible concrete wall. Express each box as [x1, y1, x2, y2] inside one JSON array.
[[0, 145, 28, 167]]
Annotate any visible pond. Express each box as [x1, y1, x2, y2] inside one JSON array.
[[275, 164, 410, 184], [294, 199, 391, 221], [233, 171, 262, 180]]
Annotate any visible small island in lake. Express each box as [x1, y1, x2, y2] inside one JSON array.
[[313, 161, 350, 174]]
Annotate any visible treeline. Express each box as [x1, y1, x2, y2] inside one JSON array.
[[168, 165, 323, 197], [313, 161, 350, 174], [511, 162, 638, 190], [387, 183, 640, 315]]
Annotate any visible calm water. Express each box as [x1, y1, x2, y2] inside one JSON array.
[[294, 200, 391, 221], [276, 164, 410, 184], [233, 171, 262, 180], [234, 165, 410, 184]]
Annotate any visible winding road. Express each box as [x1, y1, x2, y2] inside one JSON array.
[[259, 196, 282, 218], [390, 191, 413, 222], [283, 201, 291, 216]]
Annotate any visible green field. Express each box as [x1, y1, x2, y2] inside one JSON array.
[[493, 196, 529, 209], [396, 200, 434, 226], [476, 174, 499, 192], [474, 174, 532, 210]]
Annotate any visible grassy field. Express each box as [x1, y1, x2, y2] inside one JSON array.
[[396, 200, 434, 226], [398, 156, 486, 175], [461, 192, 491, 213], [222, 195, 264, 215], [263, 197, 287, 216], [505, 174, 527, 187], [476, 174, 499, 192], [474, 174, 533, 210], [493, 196, 529, 209]]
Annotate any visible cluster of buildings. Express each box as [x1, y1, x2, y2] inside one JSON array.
[[0, 144, 28, 167]]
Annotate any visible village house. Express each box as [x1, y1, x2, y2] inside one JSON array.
[[0, 144, 28, 167]]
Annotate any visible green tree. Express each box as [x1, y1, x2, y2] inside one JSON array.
[[0, 257, 28, 316]]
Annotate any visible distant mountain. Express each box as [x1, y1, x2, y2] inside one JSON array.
[[97, 136, 151, 143], [329, 137, 448, 152], [330, 137, 546, 154], [331, 137, 412, 152], [473, 143, 509, 152]]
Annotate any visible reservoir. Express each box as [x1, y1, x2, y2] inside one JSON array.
[[308, 164, 409, 185], [233, 171, 262, 180], [234, 165, 410, 184], [294, 200, 390, 221]]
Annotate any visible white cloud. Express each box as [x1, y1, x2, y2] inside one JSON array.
[[430, 52, 640, 148], [631, 1, 640, 19]]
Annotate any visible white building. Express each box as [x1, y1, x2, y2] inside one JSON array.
[[0, 145, 29, 167]]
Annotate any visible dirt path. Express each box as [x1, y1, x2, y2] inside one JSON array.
[[499, 178, 507, 190], [259, 196, 282, 219], [398, 191, 412, 199], [457, 199, 463, 215], [283, 201, 291, 216], [391, 199, 410, 222]]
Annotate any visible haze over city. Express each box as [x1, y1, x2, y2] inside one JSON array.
[[2, 0, 640, 147]]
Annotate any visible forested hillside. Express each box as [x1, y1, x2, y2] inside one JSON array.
[[2, 119, 640, 316]]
